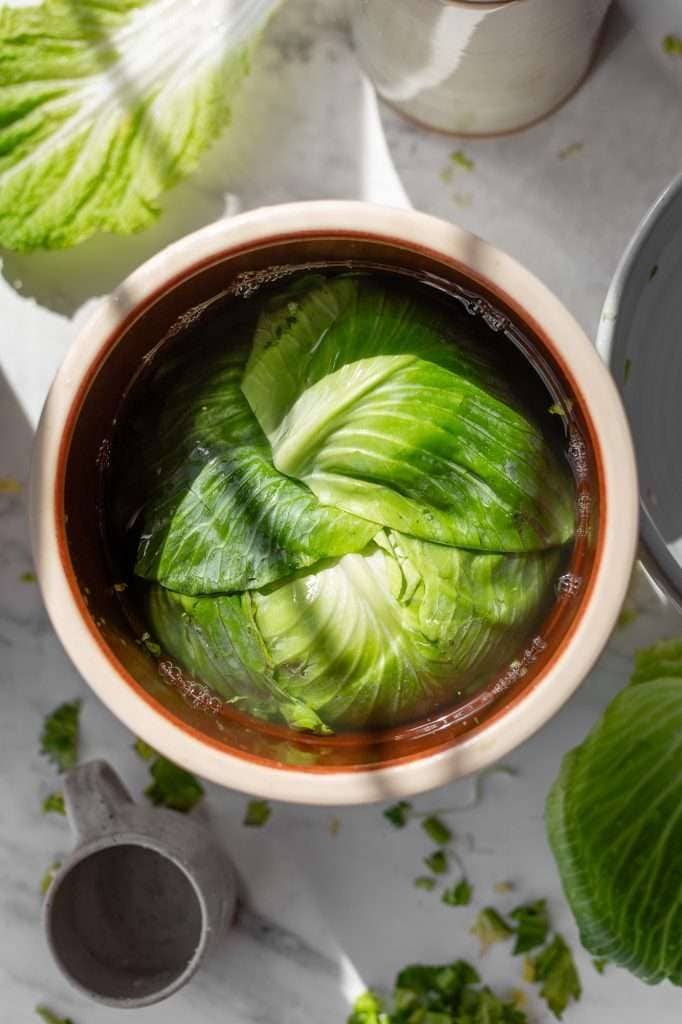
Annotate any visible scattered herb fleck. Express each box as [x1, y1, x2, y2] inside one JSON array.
[[40, 700, 81, 773], [451, 191, 473, 209], [471, 907, 513, 954], [424, 849, 449, 874], [494, 880, 515, 894], [522, 957, 535, 983], [440, 165, 454, 185], [593, 958, 608, 975], [558, 142, 584, 160], [113, 581, 128, 592], [244, 799, 271, 827], [617, 606, 638, 629], [442, 878, 472, 906], [348, 959, 529, 1024], [414, 875, 437, 892], [649, 264, 659, 280], [0, 476, 22, 493], [450, 149, 475, 171], [510, 899, 550, 954], [663, 34, 682, 56], [40, 861, 61, 896], [510, 988, 528, 1012], [330, 815, 341, 836], [384, 800, 412, 828], [144, 756, 204, 813], [36, 1007, 73, 1024], [531, 934, 581, 1019], [20, 570, 37, 583], [42, 791, 65, 815], [421, 814, 452, 845], [140, 632, 161, 657], [623, 358, 632, 383], [134, 737, 156, 761]]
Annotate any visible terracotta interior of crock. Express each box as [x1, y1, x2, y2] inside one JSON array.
[[59, 232, 601, 772]]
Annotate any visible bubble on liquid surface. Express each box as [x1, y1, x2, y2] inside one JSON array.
[[556, 573, 583, 598]]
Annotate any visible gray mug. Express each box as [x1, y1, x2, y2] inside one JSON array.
[[43, 760, 236, 1008]]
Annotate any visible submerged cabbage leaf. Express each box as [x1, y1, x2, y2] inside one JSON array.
[[0, 0, 275, 250], [134, 350, 377, 593], [546, 641, 682, 985], [270, 354, 574, 551], [148, 534, 560, 731]]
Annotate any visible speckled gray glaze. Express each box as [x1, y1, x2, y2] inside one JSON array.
[[44, 761, 236, 1008], [597, 172, 682, 607]]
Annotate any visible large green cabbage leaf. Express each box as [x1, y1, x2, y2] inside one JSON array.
[[546, 640, 682, 985], [134, 350, 377, 594], [148, 533, 560, 731], [270, 354, 574, 551], [241, 275, 498, 437], [0, 0, 275, 250]]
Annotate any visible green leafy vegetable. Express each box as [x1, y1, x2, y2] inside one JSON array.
[[530, 935, 581, 1019], [442, 878, 472, 906], [414, 876, 436, 892], [424, 849, 448, 875], [42, 791, 65, 815], [40, 861, 61, 895], [509, 899, 549, 955], [384, 801, 412, 828], [547, 639, 682, 985], [40, 700, 80, 773], [0, 0, 274, 251], [36, 1007, 73, 1024], [421, 814, 452, 845], [144, 755, 203, 813], [348, 959, 528, 1024], [244, 799, 271, 827], [471, 907, 513, 954]]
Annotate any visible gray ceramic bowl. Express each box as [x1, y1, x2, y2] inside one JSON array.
[[597, 173, 682, 607]]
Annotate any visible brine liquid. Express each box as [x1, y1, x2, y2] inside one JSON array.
[[104, 263, 592, 735]]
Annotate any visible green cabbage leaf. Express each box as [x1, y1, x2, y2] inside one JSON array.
[[547, 640, 682, 985], [0, 0, 275, 251]]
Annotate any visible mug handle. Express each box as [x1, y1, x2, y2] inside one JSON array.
[[63, 760, 134, 844]]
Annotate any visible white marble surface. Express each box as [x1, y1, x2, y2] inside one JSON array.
[[2, 1, 682, 1021]]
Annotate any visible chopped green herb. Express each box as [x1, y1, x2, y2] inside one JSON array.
[[510, 899, 550, 954], [133, 737, 156, 761], [40, 700, 81, 773], [20, 570, 37, 583], [494, 880, 515, 894], [522, 957, 535, 983], [140, 632, 162, 657], [424, 849, 448, 874], [649, 264, 659, 281], [558, 142, 584, 160], [0, 476, 22, 493], [616, 606, 638, 629], [623, 358, 632, 383], [510, 988, 528, 1013], [663, 34, 682, 56], [36, 1007, 73, 1024], [451, 192, 474, 209], [442, 878, 472, 906], [384, 800, 412, 828], [471, 907, 513, 954], [414, 875, 437, 892], [40, 861, 61, 896], [450, 149, 475, 171], [330, 816, 341, 836], [244, 799, 271, 827], [440, 166, 454, 185], [349, 958, 529, 1024], [592, 958, 608, 975], [42, 792, 65, 815], [421, 814, 452, 845], [531, 934, 581, 1019], [144, 756, 203, 813], [113, 581, 128, 592]]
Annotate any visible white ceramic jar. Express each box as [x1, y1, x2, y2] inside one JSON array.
[[350, 0, 613, 136]]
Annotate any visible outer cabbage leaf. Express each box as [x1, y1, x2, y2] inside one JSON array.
[[546, 641, 682, 985], [241, 275, 500, 438], [147, 586, 331, 734], [0, 0, 275, 250], [134, 349, 377, 593], [270, 354, 574, 552]]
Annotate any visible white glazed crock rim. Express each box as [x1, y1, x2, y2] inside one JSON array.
[[32, 200, 638, 805]]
